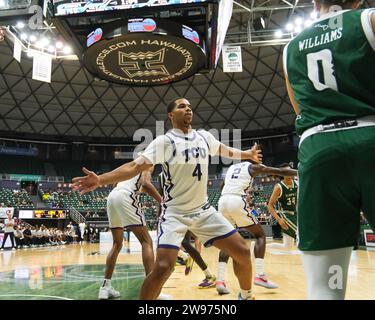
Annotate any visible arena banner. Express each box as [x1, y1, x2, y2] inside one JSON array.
[[9, 174, 43, 181], [216, 0, 234, 65], [0, 146, 38, 156], [0, 207, 14, 218], [32, 51, 52, 83], [222, 46, 243, 73]]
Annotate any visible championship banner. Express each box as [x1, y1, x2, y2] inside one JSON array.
[[222, 46, 243, 73], [0, 208, 14, 218], [32, 51, 52, 83]]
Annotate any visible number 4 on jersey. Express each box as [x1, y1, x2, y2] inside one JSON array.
[[192, 164, 202, 181]]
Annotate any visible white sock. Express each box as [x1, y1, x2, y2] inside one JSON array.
[[103, 279, 111, 287], [302, 247, 352, 300], [203, 268, 212, 278], [178, 250, 189, 261], [255, 258, 264, 276], [217, 262, 227, 282], [240, 289, 253, 299]]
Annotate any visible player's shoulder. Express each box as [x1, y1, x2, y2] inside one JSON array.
[[155, 133, 175, 145], [274, 182, 282, 190], [196, 128, 213, 139]]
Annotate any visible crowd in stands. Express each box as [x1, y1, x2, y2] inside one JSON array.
[[0, 189, 34, 208], [0, 219, 106, 250]]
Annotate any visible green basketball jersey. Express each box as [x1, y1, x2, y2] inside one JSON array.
[[284, 9, 375, 136], [277, 179, 298, 213]]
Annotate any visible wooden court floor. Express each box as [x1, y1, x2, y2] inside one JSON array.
[[1, 240, 375, 300]]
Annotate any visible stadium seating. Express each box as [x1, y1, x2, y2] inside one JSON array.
[[0, 188, 34, 208]]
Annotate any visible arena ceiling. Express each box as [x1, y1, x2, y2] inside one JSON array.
[[0, 0, 374, 142]]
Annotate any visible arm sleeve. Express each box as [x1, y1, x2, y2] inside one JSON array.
[[140, 135, 173, 165], [198, 130, 221, 156]]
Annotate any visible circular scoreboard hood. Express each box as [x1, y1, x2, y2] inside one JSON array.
[[82, 19, 207, 86]]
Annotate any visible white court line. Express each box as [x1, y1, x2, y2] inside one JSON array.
[[0, 294, 73, 300]]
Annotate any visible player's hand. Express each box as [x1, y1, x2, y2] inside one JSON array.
[[71, 167, 100, 195], [278, 218, 289, 230], [246, 143, 263, 164]]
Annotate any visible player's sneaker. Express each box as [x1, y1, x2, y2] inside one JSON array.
[[215, 280, 230, 295], [198, 275, 216, 288], [176, 257, 185, 266], [98, 286, 120, 300], [184, 256, 194, 275], [157, 293, 173, 300], [254, 274, 278, 289], [238, 293, 255, 300]]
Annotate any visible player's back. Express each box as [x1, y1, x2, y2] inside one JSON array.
[[114, 174, 141, 195], [284, 9, 375, 136], [221, 162, 253, 196]]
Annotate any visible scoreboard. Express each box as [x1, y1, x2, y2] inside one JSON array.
[[53, 0, 208, 16], [48, 0, 233, 86], [18, 209, 69, 219]]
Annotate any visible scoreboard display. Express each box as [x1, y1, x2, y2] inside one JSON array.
[[19, 210, 69, 219], [49, 0, 232, 86], [54, 0, 208, 16]]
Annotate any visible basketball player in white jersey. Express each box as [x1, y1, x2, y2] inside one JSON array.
[[216, 161, 297, 295], [72, 97, 262, 300], [98, 165, 164, 300], [157, 172, 216, 287]]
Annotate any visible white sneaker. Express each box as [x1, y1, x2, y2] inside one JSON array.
[[216, 280, 230, 295], [98, 286, 120, 300], [254, 274, 278, 289], [157, 293, 173, 300]]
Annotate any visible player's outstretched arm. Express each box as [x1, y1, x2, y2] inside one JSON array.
[[250, 164, 298, 178], [218, 143, 263, 164], [71, 158, 153, 195], [139, 166, 162, 204]]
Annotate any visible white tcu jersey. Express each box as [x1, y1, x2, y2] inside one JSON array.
[[141, 129, 220, 213], [222, 162, 254, 196], [115, 174, 141, 197]]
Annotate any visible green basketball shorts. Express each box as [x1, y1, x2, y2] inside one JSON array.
[[279, 211, 297, 239], [297, 126, 375, 251]]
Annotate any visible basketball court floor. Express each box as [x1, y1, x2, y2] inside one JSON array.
[[1, 240, 375, 300]]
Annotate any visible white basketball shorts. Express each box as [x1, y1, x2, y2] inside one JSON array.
[[107, 189, 146, 228], [157, 204, 236, 250], [218, 194, 258, 228]]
